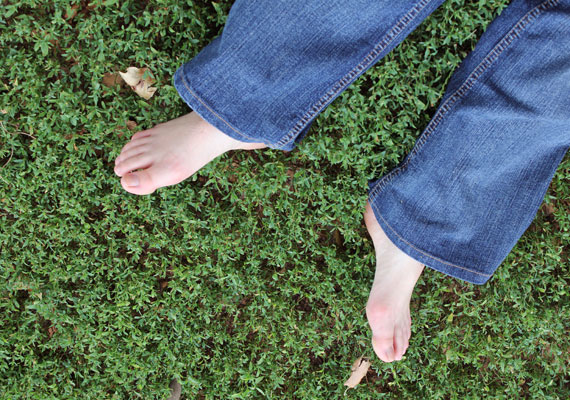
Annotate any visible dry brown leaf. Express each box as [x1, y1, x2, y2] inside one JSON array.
[[344, 356, 370, 389], [126, 120, 138, 131], [48, 326, 57, 338], [119, 67, 157, 100], [119, 67, 144, 86], [102, 72, 124, 88], [542, 203, 555, 216]]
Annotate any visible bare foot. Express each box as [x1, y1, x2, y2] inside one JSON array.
[[364, 201, 424, 362], [114, 112, 266, 195]]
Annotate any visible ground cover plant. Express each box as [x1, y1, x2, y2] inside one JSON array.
[[1, 0, 568, 398]]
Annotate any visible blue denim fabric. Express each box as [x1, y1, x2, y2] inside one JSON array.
[[174, 0, 446, 149], [174, 0, 570, 284], [369, 0, 570, 283]]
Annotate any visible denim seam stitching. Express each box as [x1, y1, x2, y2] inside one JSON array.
[[368, 0, 560, 276], [370, 202, 492, 277], [369, 0, 560, 199], [276, 0, 435, 148], [179, 71, 260, 142]]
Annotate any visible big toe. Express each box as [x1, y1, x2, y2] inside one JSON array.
[[120, 170, 157, 195], [371, 335, 396, 363]]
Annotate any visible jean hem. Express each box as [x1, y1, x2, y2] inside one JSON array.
[[368, 200, 492, 285], [173, 66, 281, 148], [365, 0, 562, 285]]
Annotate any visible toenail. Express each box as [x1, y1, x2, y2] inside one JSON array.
[[124, 174, 139, 187]]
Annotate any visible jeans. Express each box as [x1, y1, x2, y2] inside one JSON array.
[[173, 0, 570, 284]]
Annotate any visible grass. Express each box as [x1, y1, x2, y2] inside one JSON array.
[[1, 0, 568, 399]]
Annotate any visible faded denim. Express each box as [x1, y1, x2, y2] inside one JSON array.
[[174, 0, 570, 284]]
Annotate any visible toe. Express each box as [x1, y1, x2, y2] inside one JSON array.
[[116, 139, 151, 163], [131, 129, 153, 140], [372, 335, 396, 363], [120, 169, 156, 195], [114, 154, 152, 176], [115, 145, 150, 166]]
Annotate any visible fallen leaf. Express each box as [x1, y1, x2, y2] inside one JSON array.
[[542, 203, 555, 216], [0, 109, 7, 114], [119, 67, 144, 86], [48, 326, 57, 338], [102, 72, 124, 88], [344, 357, 370, 389], [119, 67, 157, 100], [126, 120, 138, 131]]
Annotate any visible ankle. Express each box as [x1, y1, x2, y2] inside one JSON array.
[[191, 111, 266, 151]]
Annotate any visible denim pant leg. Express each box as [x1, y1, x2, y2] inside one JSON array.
[[174, 0, 446, 150], [368, 0, 570, 284]]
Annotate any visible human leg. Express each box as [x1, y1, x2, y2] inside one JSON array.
[[173, 0, 447, 149], [369, 0, 570, 283], [366, 0, 570, 360], [115, 0, 447, 194]]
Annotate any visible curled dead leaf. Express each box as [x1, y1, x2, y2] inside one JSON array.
[[126, 120, 138, 131], [133, 80, 157, 100], [119, 67, 144, 86], [344, 356, 370, 389], [119, 67, 157, 100]]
